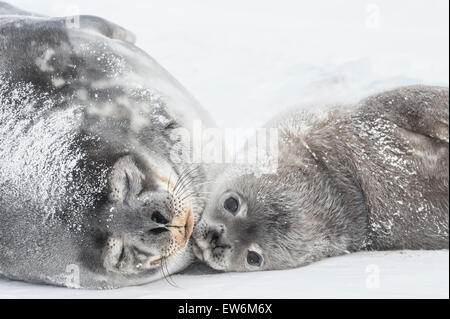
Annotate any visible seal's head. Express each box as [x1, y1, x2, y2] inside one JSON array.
[[100, 155, 195, 276], [192, 166, 359, 272], [0, 2, 214, 288]]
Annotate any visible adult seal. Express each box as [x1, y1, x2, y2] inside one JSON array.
[[193, 86, 449, 272], [0, 2, 213, 288]]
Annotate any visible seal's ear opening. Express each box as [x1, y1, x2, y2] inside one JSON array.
[[108, 155, 145, 203]]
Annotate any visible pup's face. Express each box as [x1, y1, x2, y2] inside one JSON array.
[[193, 170, 324, 272]]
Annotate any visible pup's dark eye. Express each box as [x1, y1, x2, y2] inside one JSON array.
[[224, 197, 239, 214], [247, 251, 262, 267]]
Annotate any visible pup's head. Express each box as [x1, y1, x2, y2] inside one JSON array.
[[192, 166, 354, 272]]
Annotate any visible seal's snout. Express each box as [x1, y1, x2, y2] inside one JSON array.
[[169, 207, 194, 249], [102, 194, 196, 272], [151, 210, 170, 225], [147, 207, 194, 246], [145, 206, 194, 266]]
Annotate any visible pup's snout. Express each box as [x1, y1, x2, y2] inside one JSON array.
[[207, 224, 230, 250], [210, 230, 220, 244]]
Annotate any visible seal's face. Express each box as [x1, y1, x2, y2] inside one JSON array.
[[193, 172, 311, 272], [101, 155, 195, 275], [193, 167, 348, 272]]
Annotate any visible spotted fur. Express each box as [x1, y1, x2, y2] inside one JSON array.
[[194, 86, 449, 272]]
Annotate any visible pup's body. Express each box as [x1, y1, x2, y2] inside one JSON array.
[[193, 86, 449, 272], [0, 2, 212, 288]]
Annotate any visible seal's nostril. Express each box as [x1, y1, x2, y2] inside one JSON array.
[[151, 211, 169, 224], [149, 227, 169, 235]]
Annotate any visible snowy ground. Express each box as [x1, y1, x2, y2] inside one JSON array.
[[0, 251, 448, 298], [2, 0, 449, 298]]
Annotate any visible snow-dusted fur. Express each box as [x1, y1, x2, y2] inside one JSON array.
[[193, 86, 449, 272], [0, 2, 212, 288]]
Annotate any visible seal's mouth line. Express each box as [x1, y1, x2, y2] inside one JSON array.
[[173, 206, 194, 243], [111, 237, 165, 270], [154, 168, 196, 241], [146, 255, 163, 266]]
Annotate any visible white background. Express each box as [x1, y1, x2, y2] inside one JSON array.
[[1, 0, 449, 298]]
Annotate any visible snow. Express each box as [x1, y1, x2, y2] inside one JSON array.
[[2, 0, 449, 298], [0, 250, 448, 298]]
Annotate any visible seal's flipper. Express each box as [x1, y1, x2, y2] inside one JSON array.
[[362, 85, 449, 143], [77, 15, 136, 44], [429, 120, 449, 144], [0, 2, 136, 44]]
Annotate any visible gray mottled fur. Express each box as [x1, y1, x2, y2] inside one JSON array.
[[0, 2, 212, 288], [193, 85, 449, 272]]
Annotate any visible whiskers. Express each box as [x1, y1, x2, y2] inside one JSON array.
[[168, 165, 213, 213], [159, 255, 179, 288], [157, 165, 212, 287]]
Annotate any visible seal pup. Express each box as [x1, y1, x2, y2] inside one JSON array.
[[193, 85, 449, 272], [0, 2, 213, 288]]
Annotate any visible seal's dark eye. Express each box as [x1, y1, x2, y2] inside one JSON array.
[[224, 197, 239, 214], [247, 251, 262, 267]]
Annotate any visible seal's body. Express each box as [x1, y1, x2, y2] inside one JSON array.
[[0, 2, 212, 288], [193, 86, 449, 272]]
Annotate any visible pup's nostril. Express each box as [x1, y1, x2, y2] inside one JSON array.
[[149, 227, 169, 235], [207, 227, 231, 250], [210, 231, 220, 245], [151, 211, 169, 224]]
